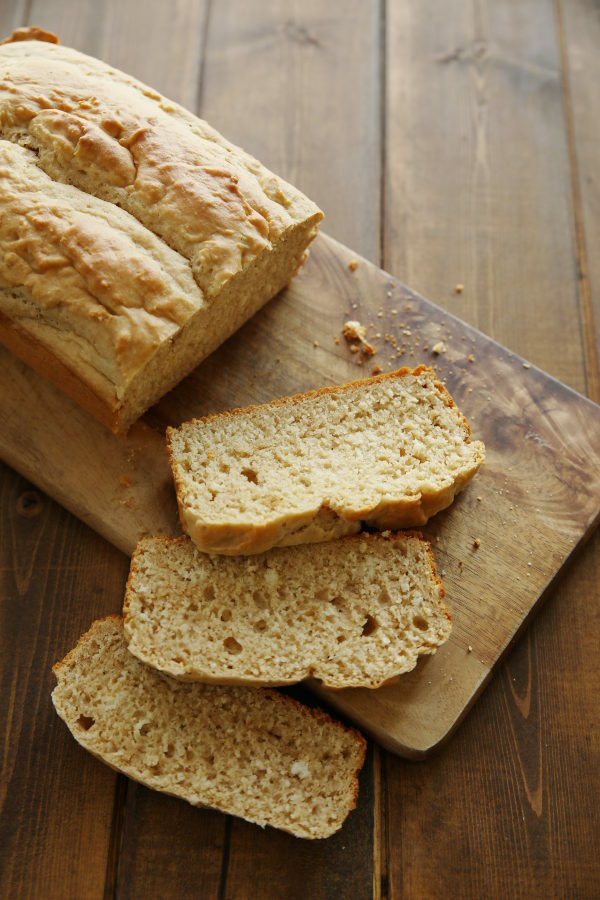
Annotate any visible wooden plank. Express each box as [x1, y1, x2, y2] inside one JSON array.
[[28, 0, 207, 108], [557, 0, 600, 402], [382, 0, 600, 895], [199, 0, 382, 261], [197, 3, 381, 896], [6, 4, 229, 898], [0, 469, 126, 899], [383, 0, 586, 393]]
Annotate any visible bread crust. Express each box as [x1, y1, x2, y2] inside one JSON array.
[[167, 367, 485, 554]]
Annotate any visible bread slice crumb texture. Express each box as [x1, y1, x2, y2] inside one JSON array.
[[167, 366, 485, 555], [51, 617, 366, 839], [123, 533, 451, 689]]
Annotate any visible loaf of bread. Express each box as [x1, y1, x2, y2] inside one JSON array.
[[0, 29, 322, 432], [52, 617, 366, 839], [123, 533, 451, 689], [167, 366, 485, 555]]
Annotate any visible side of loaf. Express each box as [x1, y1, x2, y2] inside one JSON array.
[[123, 533, 451, 689], [0, 30, 323, 432], [167, 366, 485, 555], [51, 617, 366, 839]]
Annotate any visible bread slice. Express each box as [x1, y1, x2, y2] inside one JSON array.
[[167, 366, 485, 555], [123, 533, 451, 689], [51, 617, 366, 839], [0, 31, 322, 432]]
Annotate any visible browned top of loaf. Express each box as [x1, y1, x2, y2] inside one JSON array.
[[0, 28, 322, 402]]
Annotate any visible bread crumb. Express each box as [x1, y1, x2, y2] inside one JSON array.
[[313, 340, 319, 348], [468, 354, 475, 363], [119, 475, 131, 488], [432, 342, 446, 355], [350, 344, 360, 353], [476, 496, 482, 502], [372, 364, 382, 375], [334, 337, 340, 346], [342, 320, 366, 342], [467, 645, 473, 653], [458, 560, 465, 573], [455, 283, 464, 294], [348, 259, 359, 272], [362, 342, 376, 356], [523, 363, 531, 369], [473, 538, 481, 549], [276, 356, 281, 363]]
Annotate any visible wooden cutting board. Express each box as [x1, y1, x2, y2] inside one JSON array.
[[2, 232, 599, 758]]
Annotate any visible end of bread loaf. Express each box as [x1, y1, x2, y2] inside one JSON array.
[[51, 617, 366, 839], [167, 366, 485, 555], [123, 533, 451, 689]]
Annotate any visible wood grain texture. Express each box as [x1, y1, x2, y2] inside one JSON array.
[[381, 0, 600, 896], [0, 468, 126, 899], [557, 0, 600, 402], [1, 1, 599, 898]]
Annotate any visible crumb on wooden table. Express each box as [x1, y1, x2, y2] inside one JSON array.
[[313, 340, 319, 348], [119, 475, 131, 488], [468, 354, 475, 363], [348, 259, 359, 272], [372, 364, 382, 375], [473, 538, 481, 549], [455, 283, 464, 294]]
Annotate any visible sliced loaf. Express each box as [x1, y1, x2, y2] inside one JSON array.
[[52, 617, 366, 839], [123, 533, 451, 689], [167, 366, 485, 555]]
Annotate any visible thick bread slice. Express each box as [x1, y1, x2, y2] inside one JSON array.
[[123, 533, 451, 689], [51, 617, 366, 839], [167, 366, 485, 555], [0, 31, 322, 432]]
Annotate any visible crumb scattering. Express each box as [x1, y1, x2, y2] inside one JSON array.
[[372, 364, 382, 375], [348, 259, 359, 272], [432, 341, 446, 355], [473, 538, 481, 549]]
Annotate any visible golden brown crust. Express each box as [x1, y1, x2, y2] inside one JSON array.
[[0, 26, 59, 45], [0, 308, 122, 432]]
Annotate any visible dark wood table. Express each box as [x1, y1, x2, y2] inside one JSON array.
[[1, 2, 598, 897]]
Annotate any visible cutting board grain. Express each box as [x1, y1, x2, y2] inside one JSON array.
[[1, 232, 599, 757]]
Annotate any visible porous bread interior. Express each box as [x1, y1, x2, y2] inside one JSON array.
[[168, 367, 485, 554], [51, 617, 365, 839], [123, 534, 451, 689]]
